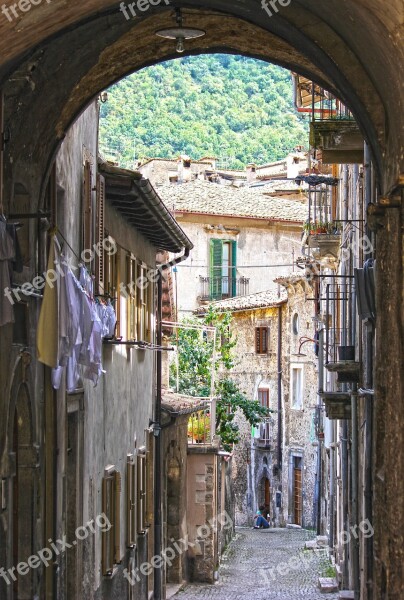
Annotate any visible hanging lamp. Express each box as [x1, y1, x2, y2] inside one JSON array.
[[155, 8, 206, 54]]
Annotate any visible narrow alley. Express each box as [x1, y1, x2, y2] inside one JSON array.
[[175, 528, 339, 600]]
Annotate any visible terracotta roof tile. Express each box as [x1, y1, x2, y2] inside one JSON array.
[[159, 181, 307, 223], [195, 289, 288, 313], [161, 391, 210, 414]]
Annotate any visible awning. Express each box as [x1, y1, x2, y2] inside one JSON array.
[[99, 160, 193, 253]]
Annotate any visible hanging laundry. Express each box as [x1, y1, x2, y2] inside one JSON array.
[[6, 223, 23, 273], [0, 219, 15, 327], [37, 235, 60, 367]]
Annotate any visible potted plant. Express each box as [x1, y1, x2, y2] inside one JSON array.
[[187, 413, 211, 443]]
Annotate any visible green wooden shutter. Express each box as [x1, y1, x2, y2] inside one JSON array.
[[231, 240, 237, 297], [210, 239, 223, 300]]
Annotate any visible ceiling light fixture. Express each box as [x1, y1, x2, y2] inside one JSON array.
[[155, 8, 206, 54]]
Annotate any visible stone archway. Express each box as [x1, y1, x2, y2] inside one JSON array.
[[0, 2, 401, 598], [0, 1, 402, 204]]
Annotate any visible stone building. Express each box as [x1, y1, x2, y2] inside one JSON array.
[[0, 100, 194, 600], [161, 392, 234, 593], [159, 179, 307, 316], [196, 275, 319, 531]]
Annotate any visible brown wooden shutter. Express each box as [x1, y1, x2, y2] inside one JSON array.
[[83, 160, 93, 255], [96, 173, 105, 294], [255, 327, 261, 353], [126, 454, 137, 548], [262, 327, 268, 353], [256, 327, 269, 354], [114, 471, 121, 564]]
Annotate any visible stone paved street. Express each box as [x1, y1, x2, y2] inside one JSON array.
[[175, 527, 339, 600]]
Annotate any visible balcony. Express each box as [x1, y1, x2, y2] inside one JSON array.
[[199, 276, 250, 303]]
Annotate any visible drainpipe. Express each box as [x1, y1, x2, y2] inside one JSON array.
[[317, 328, 324, 535], [277, 306, 282, 472], [350, 166, 360, 599], [154, 247, 190, 600], [341, 167, 350, 587], [363, 141, 374, 598], [351, 386, 360, 599]]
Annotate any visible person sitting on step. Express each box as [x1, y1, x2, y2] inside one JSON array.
[[253, 505, 270, 529]]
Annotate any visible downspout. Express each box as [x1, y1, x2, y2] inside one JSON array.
[[317, 328, 324, 535], [341, 166, 350, 587], [363, 141, 374, 598], [277, 306, 282, 472], [351, 166, 360, 599], [154, 247, 190, 600]]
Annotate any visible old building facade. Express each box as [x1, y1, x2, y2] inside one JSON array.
[[159, 179, 307, 316], [0, 101, 196, 600], [196, 276, 319, 531]]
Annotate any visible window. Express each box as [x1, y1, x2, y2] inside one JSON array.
[[291, 366, 304, 409], [83, 159, 94, 259], [102, 466, 121, 576], [126, 254, 137, 341], [126, 454, 137, 548], [137, 447, 147, 534], [255, 327, 269, 354], [95, 174, 105, 294], [292, 313, 299, 336], [258, 388, 270, 409], [210, 239, 237, 300]]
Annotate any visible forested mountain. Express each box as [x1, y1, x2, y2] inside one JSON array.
[[99, 54, 309, 169]]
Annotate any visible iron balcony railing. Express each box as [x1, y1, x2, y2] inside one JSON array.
[[199, 276, 250, 302], [187, 408, 212, 446]]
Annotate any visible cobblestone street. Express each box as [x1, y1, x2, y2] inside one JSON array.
[[175, 527, 339, 600]]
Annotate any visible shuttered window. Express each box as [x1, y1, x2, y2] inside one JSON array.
[[256, 327, 269, 354], [126, 454, 137, 548], [96, 173, 105, 294], [209, 239, 237, 300], [102, 467, 121, 576], [83, 160, 94, 263], [137, 447, 147, 534], [258, 388, 270, 408]]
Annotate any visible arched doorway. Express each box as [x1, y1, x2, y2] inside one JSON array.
[[10, 377, 37, 600], [166, 456, 182, 584]]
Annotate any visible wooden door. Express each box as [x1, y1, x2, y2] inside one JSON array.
[[293, 458, 302, 526]]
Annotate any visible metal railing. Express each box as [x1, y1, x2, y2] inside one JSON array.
[[199, 276, 250, 302], [187, 409, 212, 445]]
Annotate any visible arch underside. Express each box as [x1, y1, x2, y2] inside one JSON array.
[[0, 1, 402, 201]]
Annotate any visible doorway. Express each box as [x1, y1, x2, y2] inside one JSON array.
[[11, 382, 35, 600], [293, 456, 303, 526], [66, 398, 84, 600]]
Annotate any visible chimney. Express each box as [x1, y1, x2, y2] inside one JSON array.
[[178, 155, 192, 183], [286, 151, 302, 179], [246, 163, 257, 184]]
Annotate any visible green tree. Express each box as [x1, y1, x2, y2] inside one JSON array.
[[170, 306, 270, 451], [99, 54, 309, 169]]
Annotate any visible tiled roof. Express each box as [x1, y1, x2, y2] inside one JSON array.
[[161, 391, 210, 415], [195, 289, 288, 314], [158, 181, 307, 223]]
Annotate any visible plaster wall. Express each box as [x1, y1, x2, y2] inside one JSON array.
[[54, 103, 157, 600], [173, 218, 302, 315]]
